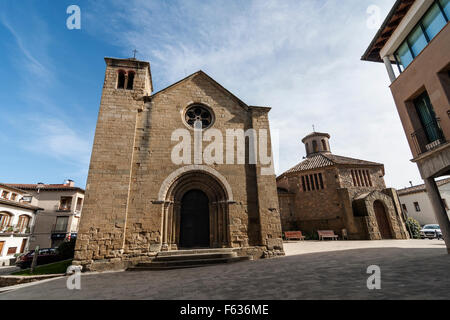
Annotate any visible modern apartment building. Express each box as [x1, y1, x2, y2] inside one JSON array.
[[5, 181, 85, 249], [362, 0, 450, 252], [0, 184, 42, 266]]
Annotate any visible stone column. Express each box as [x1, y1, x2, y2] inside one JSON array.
[[424, 177, 450, 254], [161, 202, 170, 251], [383, 56, 396, 83]]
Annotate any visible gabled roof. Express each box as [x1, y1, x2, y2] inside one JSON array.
[[145, 70, 258, 112], [278, 153, 384, 178], [362, 0, 415, 63], [397, 177, 450, 196]]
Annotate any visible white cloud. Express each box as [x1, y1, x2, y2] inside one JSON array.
[[25, 117, 91, 168]]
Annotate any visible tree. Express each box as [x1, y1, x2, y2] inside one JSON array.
[[405, 217, 422, 239]]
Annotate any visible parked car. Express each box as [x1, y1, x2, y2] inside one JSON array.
[[15, 248, 59, 269], [420, 224, 442, 239]]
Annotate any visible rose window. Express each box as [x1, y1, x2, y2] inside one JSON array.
[[184, 105, 213, 129]]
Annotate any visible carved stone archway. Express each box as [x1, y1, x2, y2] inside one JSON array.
[[159, 169, 233, 251]]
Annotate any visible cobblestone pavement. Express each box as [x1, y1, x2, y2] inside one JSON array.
[[0, 240, 448, 300]]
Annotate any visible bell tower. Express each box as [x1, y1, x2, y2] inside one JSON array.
[[74, 57, 153, 269], [301, 132, 331, 157]]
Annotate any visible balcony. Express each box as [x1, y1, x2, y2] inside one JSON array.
[[411, 120, 446, 156], [0, 225, 31, 236]]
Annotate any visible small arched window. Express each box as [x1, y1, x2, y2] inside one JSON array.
[[0, 212, 12, 229], [305, 142, 309, 154], [321, 139, 327, 151], [312, 140, 318, 153], [117, 70, 126, 89], [17, 215, 30, 232], [126, 71, 135, 90]]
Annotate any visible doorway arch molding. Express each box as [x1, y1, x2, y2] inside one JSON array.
[[157, 165, 234, 250], [157, 165, 234, 203]]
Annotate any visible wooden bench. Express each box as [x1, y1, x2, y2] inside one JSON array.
[[317, 230, 339, 241], [284, 231, 305, 241]]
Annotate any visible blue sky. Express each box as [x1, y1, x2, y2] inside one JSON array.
[[0, 0, 424, 189]]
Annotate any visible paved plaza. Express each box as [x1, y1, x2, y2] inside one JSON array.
[[0, 240, 448, 300]]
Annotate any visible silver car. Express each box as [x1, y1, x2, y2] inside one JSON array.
[[420, 224, 442, 239]]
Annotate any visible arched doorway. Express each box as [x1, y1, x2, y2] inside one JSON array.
[[180, 189, 210, 248], [160, 170, 232, 250], [373, 200, 392, 239]]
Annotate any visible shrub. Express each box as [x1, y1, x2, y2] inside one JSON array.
[[57, 239, 76, 259], [405, 217, 422, 239]]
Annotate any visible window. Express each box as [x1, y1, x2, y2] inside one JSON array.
[[423, 3, 447, 40], [0, 212, 12, 229], [126, 71, 135, 90], [441, 0, 450, 19], [351, 169, 373, 187], [395, 2, 449, 71], [414, 202, 421, 212], [396, 42, 414, 70], [7, 247, 17, 255], [414, 92, 443, 143], [10, 193, 17, 201], [321, 139, 327, 151], [76, 197, 83, 211], [17, 215, 30, 233], [1, 191, 9, 199], [312, 140, 318, 153], [117, 70, 126, 89], [402, 204, 408, 213], [54, 216, 69, 232], [409, 25, 428, 57], [301, 173, 325, 191], [184, 105, 213, 129], [59, 197, 72, 211]]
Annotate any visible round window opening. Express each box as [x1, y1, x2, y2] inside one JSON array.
[[184, 105, 214, 129]]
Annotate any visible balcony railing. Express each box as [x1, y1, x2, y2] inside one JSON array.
[[411, 120, 446, 156], [0, 225, 30, 235]]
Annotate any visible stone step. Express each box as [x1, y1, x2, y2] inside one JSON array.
[[156, 248, 235, 257], [128, 256, 250, 271], [154, 252, 237, 262]]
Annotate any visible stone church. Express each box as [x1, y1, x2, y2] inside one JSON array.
[[73, 57, 284, 271], [277, 132, 409, 240]]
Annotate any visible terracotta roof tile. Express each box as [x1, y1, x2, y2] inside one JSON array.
[[279, 153, 383, 176]]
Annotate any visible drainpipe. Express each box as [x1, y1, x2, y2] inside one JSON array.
[[383, 56, 396, 83]]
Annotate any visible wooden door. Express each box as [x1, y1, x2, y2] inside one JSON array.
[[0, 241, 4, 256], [180, 190, 210, 248], [374, 201, 392, 239], [20, 239, 27, 253]]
